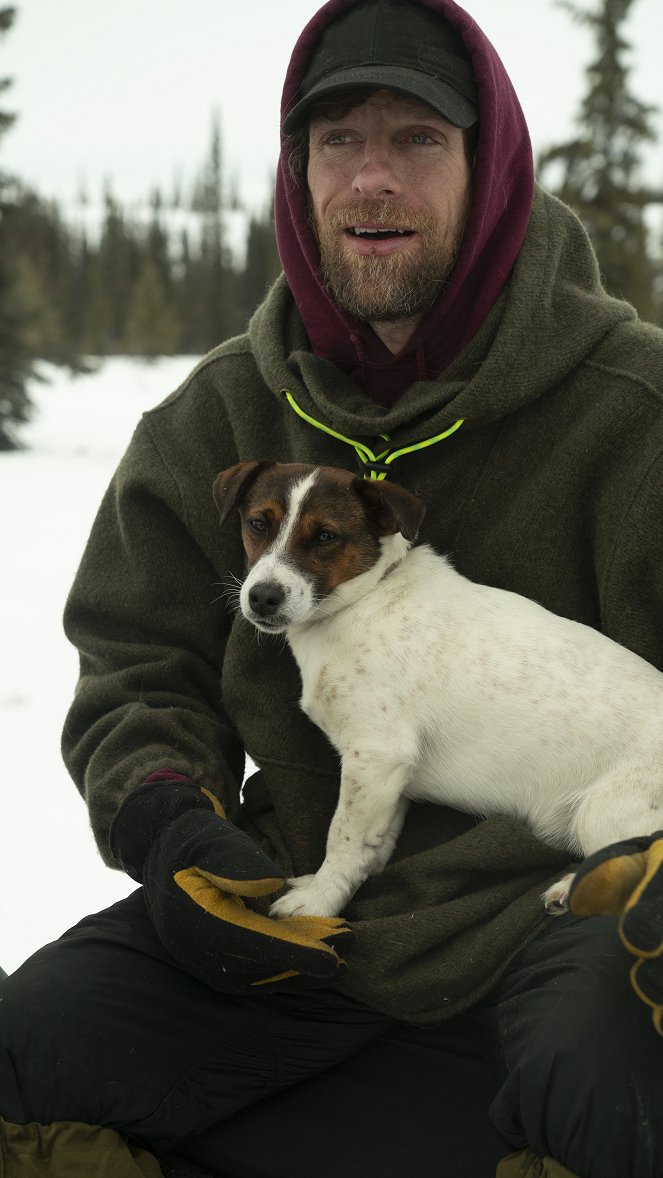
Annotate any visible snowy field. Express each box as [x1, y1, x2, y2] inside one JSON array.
[[0, 357, 200, 974]]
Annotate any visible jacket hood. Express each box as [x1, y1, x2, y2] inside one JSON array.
[[274, 0, 535, 405]]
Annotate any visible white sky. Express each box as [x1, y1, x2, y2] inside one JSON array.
[[3, 0, 663, 213]]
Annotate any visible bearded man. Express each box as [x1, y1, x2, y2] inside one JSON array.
[[1, 2, 662, 1176]]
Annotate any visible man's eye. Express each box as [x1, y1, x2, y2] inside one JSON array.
[[248, 518, 267, 535]]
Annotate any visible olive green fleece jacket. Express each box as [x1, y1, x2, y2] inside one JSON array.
[[62, 187, 663, 1024]]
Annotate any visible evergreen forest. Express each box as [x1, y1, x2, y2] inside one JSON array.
[[5, 114, 281, 366]]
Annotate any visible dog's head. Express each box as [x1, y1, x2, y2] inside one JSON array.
[[213, 461, 426, 633]]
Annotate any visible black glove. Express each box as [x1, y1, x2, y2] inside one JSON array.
[[569, 832, 663, 1035], [109, 772, 351, 993]]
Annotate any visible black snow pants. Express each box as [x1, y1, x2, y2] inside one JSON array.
[[0, 888, 661, 1178]]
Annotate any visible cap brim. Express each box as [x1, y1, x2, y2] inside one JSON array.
[[282, 64, 477, 134]]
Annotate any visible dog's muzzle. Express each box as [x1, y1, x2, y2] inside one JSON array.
[[244, 580, 289, 630], [241, 559, 319, 633], [248, 581, 285, 617]]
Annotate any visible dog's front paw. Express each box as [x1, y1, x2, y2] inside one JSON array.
[[270, 874, 341, 919], [542, 872, 576, 915]]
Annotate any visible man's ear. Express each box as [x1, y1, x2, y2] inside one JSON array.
[[213, 461, 272, 528], [354, 477, 426, 542]]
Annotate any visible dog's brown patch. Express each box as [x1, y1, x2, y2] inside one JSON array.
[[240, 465, 383, 596], [236, 467, 297, 569], [217, 462, 426, 613], [288, 468, 384, 596]]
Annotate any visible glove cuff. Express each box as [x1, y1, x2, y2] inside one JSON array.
[[109, 773, 226, 881]]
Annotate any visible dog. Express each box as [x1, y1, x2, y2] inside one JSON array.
[[213, 460, 663, 920]]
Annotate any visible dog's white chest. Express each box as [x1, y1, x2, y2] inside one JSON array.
[[293, 632, 363, 746]]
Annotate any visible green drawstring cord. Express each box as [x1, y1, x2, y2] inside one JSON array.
[[281, 388, 463, 481]]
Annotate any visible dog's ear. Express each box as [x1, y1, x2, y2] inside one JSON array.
[[213, 462, 273, 528], [354, 478, 426, 542]]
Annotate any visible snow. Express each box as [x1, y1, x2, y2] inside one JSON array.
[[0, 357, 201, 975]]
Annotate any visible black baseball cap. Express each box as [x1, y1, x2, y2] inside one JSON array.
[[282, 0, 478, 134]]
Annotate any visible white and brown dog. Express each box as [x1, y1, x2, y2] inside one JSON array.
[[214, 461, 663, 920]]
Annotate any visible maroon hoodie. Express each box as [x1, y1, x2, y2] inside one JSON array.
[[274, 0, 534, 407]]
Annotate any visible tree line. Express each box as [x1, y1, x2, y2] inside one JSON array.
[[1, 0, 663, 448], [5, 115, 281, 367]]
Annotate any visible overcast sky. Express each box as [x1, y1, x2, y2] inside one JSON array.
[[3, 0, 663, 213]]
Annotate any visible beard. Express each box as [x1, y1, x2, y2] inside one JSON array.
[[311, 197, 469, 326]]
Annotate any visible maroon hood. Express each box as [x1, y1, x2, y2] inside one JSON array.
[[274, 0, 534, 407]]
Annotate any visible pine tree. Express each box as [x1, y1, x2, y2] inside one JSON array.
[[538, 0, 662, 322], [241, 196, 281, 325], [123, 252, 180, 357], [0, 7, 37, 449], [62, 231, 93, 354], [84, 187, 140, 353], [190, 111, 241, 346], [173, 226, 213, 353], [5, 188, 80, 365]]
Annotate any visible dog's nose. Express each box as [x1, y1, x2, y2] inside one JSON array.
[[248, 581, 286, 618]]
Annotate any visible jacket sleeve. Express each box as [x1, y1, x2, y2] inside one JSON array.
[[62, 411, 245, 865]]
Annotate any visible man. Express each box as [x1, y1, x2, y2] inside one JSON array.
[[1, 1, 662, 1175]]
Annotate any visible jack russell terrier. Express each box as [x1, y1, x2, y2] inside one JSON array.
[[213, 460, 663, 920]]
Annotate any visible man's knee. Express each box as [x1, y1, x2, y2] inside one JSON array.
[[492, 1020, 661, 1177], [0, 958, 161, 1131], [0, 897, 192, 1132], [493, 915, 663, 1177]]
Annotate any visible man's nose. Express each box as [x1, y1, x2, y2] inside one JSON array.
[[351, 149, 401, 200]]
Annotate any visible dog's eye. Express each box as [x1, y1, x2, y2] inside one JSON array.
[[315, 529, 337, 545], [247, 518, 268, 535]]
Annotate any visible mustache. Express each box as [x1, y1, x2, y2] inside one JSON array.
[[315, 199, 436, 235]]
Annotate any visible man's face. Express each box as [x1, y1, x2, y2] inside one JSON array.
[[307, 90, 473, 331]]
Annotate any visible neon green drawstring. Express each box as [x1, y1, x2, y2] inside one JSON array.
[[281, 388, 463, 480]]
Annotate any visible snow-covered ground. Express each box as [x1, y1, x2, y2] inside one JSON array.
[[0, 357, 200, 974]]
